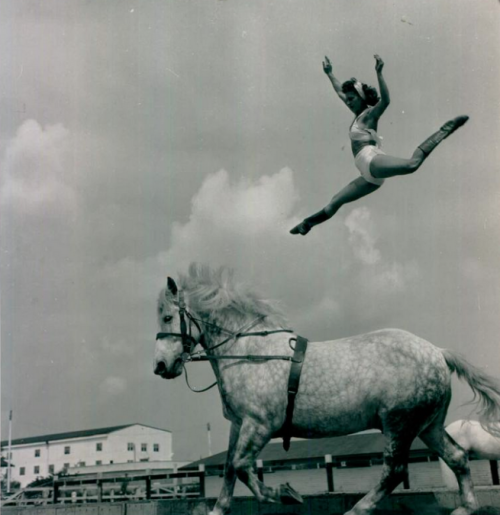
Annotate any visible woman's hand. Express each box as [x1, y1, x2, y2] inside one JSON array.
[[323, 56, 332, 75], [374, 54, 384, 73]]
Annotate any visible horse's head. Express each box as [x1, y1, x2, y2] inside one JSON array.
[[154, 277, 202, 379]]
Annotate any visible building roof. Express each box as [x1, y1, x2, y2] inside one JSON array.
[[1, 423, 171, 448], [182, 432, 429, 469]]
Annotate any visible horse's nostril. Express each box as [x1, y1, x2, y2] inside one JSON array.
[[154, 361, 166, 376]]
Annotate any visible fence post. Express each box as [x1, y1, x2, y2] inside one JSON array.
[[97, 479, 103, 503], [403, 472, 410, 490], [490, 460, 500, 486], [145, 476, 152, 500], [256, 460, 264, 483], [325, 454, 334, 493], [173, 463, 179, 497], [53, 480, 59, 504], [198, 465, 206, 498]]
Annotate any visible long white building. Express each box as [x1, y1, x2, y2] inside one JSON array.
[[1, 424, 173, 487]]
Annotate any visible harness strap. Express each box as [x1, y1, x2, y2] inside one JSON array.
[[238, 329, 294, 338], [188, 354, 296, 362], [282, 336, 308, 451]]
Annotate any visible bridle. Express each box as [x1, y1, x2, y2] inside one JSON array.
[[155, 289, 301, 391], [156, 291, 203, 361]]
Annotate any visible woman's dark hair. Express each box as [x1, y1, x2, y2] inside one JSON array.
[[342, 78, 379, 106]]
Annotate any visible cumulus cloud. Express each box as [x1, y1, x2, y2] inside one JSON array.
[[96, 167, 303, 303], [345, 207, 381, 265], [344, 207, 419, 295], [364, 261, 420, 295], [169, 167, 298, 252], [191, 169, 297, 230], [0, 119, 78, 216]]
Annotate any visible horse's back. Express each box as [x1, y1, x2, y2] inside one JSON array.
[[308, 328, 448, 377], [317, 328, 437, 351]]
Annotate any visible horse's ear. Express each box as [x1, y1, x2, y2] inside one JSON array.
[[167, 277, 178, 296]]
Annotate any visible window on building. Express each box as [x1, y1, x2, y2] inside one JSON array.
[[96, 460, 102, 465], [34, 449, 41, 457], [153, 444, 160, 452], [110, 460, 114, 464], [64, 446, 71, 455], [127, 442, 134, 451], [96, 442, 102, 452], [49, 465, 55, 474], [140, 458, 149, 462], [141, 443, 147, 452], [80, 462, 85, 467], [34, 466, 40, 474], [63, 463, 69, 469], [20, 467, 25, 476], [127, 460, 133, 463]]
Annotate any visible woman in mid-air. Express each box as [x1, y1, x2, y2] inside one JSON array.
[[290, 55, 468, 235]]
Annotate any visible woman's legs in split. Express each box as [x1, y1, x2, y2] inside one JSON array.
[[370, 115, 469, 179], [290, 177, 380, 235], [290, 115, 468, 236]]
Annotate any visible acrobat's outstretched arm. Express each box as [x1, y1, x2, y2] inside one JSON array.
[[323, 56, 349, 107], [369, 55, 390, 120]]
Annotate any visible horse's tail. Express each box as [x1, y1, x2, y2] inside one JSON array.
[[443, 349, 500, 437]]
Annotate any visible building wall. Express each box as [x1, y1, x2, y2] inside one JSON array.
[[104, 425, 173, 465], [204, 459, 498, 498], [4, 425, 172, 487]]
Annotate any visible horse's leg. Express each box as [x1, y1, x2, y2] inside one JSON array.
[[419, 421, 479, 515], [345, 431, 413, 515], [232, 418, 303, 505], [209, 422, 240, 515]]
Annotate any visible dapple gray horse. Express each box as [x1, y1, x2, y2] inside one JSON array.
[[153, 264, 500, 515]]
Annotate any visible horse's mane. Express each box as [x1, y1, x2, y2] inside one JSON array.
[[176, 263, 288, 328]]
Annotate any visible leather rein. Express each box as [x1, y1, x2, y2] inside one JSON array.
[[155, 291, 301, 391]]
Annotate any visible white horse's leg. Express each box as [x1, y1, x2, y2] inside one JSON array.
[[345, 434, 412, 515], [232, 418, 302, 505], [419, 422, 479, 515], [209, 423, 240, 515]]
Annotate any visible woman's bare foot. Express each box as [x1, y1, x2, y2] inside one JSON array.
[[290, 221, 312, 235], [418, 115, 469, 156], [440, 115, 469, 138]]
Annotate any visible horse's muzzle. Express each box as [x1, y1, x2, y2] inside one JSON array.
[[154, 358, 182, 379], [154, 360, 167, 377]]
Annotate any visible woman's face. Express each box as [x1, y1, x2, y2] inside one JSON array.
[[345, 91, 366, 114]]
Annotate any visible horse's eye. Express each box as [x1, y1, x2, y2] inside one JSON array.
[[163, 315, 173, 324]]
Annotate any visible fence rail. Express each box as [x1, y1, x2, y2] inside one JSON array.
[[3, 458, 498, 508], [1, 468, 206, 507]]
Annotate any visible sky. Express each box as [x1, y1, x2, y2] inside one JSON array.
[[1, 0, 499, 463]]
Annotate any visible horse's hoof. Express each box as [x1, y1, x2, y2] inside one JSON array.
[[279, 482, 303, 505]]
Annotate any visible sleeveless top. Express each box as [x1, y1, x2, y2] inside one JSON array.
[[349, 108, 382, 148]]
